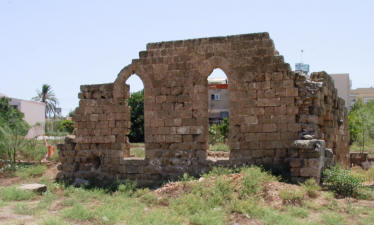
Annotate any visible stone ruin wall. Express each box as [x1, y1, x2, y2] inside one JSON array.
[[57, 33, 349, 186]]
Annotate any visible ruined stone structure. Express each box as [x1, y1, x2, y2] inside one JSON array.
[[58, 33, 349, 186]]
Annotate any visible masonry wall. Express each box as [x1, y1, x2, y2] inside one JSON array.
[[57, 33, 349, 186]]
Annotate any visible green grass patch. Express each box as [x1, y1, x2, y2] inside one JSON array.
[[279, 189, 305, 205], [0, 186, 36, 201], [287, 206, 309, 218], [41, 217, 69, 225], [321, 212, 346, 225], [61, 203, 94, 221], [130, 143, 145, 158], [15, 164, 47, 179], [14, 202, 35, 215], [210, 143, 230, 152]]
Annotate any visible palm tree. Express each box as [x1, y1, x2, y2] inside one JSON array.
[[32, 84, 59, 118]]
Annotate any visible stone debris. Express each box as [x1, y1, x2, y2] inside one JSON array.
[[57, 32, 349, 186], [18, 183, 47, 194]]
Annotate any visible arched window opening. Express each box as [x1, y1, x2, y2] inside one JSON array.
[[207, 68, 230, 156], [125, 74, 145, 159]]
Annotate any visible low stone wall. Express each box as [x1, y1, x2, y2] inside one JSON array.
[[57, 33, 349, 186]]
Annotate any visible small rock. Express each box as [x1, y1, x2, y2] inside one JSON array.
[[198, 177, 205, 182], [73, 178, 89, 187], [18, 183, 47, 194]]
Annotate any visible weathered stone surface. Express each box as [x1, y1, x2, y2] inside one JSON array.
[[57, 33, 349, 186], [18, 183, 47, 194]]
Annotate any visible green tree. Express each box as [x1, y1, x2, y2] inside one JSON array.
[[32, 84, 59, 118], [0, 97, 29, 164], [349, 99, 374, 152], [128, 90, 144, 142], [58, 119, 75, 134]]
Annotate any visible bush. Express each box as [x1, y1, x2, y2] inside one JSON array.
[[0, 97, 30, 163], [238, 166, 276, 198], [209, 118, 229, 145], [117, 180, 137, 196], [22, 139, 47, 161], [58, 120, 74, 134], [323, 165, 364, 197]]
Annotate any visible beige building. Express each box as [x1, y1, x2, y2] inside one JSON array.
[[329, 73, 351, 109], [0, 93, 45, 138], [208, 78, 229, 124], [350, 87, 374, 106]]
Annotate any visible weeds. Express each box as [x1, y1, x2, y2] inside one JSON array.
[[279, 189, 305, 205], [287, 206, 309, 218], [117, 180, 137, 196], [238, 166, 275, 198], [61, 203, 94, 221], [15, 164, 47, 179], [301, 178, 321, 198], [204, 166, 235, 177], [321, 212, 346, 225]]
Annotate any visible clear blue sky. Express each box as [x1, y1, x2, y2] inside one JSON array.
[[1, 0, 373, 115]]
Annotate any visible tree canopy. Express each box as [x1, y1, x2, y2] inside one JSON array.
[[0, 97, 30, 162], [349, 99, 374, 150], [128, 90, 144, 143], [32, 84, 59, 118]]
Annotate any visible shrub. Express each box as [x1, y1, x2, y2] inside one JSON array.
[[323, 165, 363, 197], [22, 139, 47, 161], [117, 180, 137, 196], [180, 173, 195, 182], [301, 178, 321, 198], [204, 166, 234, 177], [238, 166, 275, 198], [58, 120, 74, 134], [0, 186, 36, 201], [279, 189, 305, 205]]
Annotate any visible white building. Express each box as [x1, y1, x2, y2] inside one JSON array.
[[329, 73, 351, 109], [0, 93, 45, 138]]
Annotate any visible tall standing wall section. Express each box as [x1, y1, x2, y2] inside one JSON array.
[[57, 33, 349, 186]]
